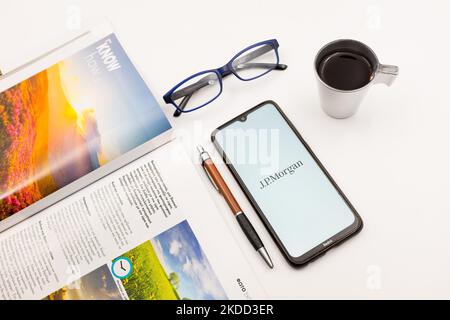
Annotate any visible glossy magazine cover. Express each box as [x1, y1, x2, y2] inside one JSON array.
[[0, 33, 171, 225]]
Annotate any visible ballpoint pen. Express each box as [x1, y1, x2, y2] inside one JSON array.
[[197, 145, 274, 269]]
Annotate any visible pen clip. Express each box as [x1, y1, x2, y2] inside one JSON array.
[[203, 165, 219, 192]]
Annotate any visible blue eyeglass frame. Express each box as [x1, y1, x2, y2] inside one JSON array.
[[163, 39, 284, 114]]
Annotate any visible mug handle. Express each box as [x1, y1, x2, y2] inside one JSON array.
[[373, 64, 399, 86]]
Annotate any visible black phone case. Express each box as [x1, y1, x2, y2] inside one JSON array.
[[211, 100, 363, 267]]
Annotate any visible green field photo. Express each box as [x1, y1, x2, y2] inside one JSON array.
[[119, 241, 180, 300], [116, 221, 226, 300]]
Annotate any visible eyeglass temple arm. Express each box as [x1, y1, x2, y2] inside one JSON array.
[[233, 44, 287, 69], [233, 44, 287, 70], [233, 44, 273, 65], [235, 62, 287, 70], [171, 74, 215, 101], [173, 94, 192, 117]]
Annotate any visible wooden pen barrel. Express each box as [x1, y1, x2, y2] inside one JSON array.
[[203, 159, 242, 215]]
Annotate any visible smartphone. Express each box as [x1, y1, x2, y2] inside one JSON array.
[[212, 101, 363, 266]]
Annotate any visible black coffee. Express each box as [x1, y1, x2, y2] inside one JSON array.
[[318, 51, 373, 90]]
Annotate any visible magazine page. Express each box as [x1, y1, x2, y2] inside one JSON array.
[[0, 141, 265, 300], [0, 26, 172, 232]]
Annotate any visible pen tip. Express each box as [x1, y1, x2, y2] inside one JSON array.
[[258, 247, 274, 269]]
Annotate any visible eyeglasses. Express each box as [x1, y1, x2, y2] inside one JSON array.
[[163, 39, 287, 117]]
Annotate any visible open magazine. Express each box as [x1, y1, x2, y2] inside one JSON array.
[[0, 27, 266, 300]]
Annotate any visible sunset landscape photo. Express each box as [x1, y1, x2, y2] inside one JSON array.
[[0, 34, 171, 221]]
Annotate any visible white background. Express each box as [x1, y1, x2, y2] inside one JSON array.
[[1, 0, 449, 299]]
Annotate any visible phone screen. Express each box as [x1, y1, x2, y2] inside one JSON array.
[[214, 102, 357, 258]]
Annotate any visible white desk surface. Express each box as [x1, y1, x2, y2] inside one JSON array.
[[2, 0, 449, 299]]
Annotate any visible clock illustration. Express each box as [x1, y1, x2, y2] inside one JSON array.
[[111, 257, 133, 279]]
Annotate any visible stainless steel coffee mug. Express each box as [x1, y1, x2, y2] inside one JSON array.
[[314, 39, 399, 119]]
